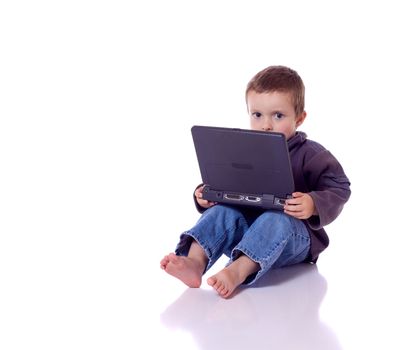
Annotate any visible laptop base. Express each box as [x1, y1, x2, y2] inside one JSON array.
[[202, 185, 289, 210]]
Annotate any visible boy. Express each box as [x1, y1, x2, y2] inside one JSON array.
[[160, 65, 351, 298]]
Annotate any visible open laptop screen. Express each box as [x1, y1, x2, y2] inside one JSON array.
[[191, 125, 294, 209]]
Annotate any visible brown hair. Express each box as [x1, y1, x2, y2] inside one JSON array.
[[246, 65, 305, 115]]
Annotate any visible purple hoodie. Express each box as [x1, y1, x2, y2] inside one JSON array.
[[194, 131, 351, 262], [287, 131, 351, 261]]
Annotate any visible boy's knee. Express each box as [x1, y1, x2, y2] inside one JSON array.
[[258, 210, 293, 227], [259, 210, 285, 220]]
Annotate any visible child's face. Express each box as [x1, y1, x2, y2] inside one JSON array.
[[247, 90, 306, 140]]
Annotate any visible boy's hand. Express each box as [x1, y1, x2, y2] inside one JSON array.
[[284, 192, 317, 219], [195, 185, 217, 209]]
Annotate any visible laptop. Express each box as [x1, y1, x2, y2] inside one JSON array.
[[191, 125, 295, 210]]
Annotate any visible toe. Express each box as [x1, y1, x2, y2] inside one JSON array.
[[207, 276, 216, 287]]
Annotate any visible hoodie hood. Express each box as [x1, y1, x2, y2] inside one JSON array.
[[287, 131, 307, 152]]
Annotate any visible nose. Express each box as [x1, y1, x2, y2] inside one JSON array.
[[262, 118, 273, 131]]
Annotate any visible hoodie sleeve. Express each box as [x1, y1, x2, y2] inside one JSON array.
[[304, 150, 351, 230]]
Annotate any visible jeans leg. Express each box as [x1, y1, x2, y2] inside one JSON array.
[[175, 205, 249, 273], [231, 210, 310, 285]]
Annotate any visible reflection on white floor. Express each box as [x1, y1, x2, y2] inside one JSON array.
[[153, 207, 411, 350], [160, 264, 341, 350]]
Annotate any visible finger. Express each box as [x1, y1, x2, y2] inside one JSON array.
[[206, 202, 217, 208], [200, 199, 210, 206], [284, 203, 302, 211], [292, 208, 310, 219], [284, 209, 297, 218], [285, 198, 299, 206], [286, 196, 305, 205], [285, 209, 305, 219], [292, 192, 304, 198]]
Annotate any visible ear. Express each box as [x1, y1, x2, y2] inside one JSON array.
[[296, 111, 307, 128]]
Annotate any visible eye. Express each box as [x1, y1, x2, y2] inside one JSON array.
[[273, 112, 284, 120], [252, 112, 262, 118]]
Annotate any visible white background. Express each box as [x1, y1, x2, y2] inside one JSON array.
[[1, 1, 410, 349]]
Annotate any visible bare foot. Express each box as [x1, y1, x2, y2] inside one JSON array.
[[160, 253, 203, 288], [207, 255, 259, 298], [207, 267, 243, 299], [160, 254, 171, 270]]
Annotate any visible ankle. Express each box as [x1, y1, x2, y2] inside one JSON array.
[[228, 256, 259, 282]]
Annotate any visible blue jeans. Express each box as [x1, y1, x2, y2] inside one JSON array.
[[176, 205, 311, 285]]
